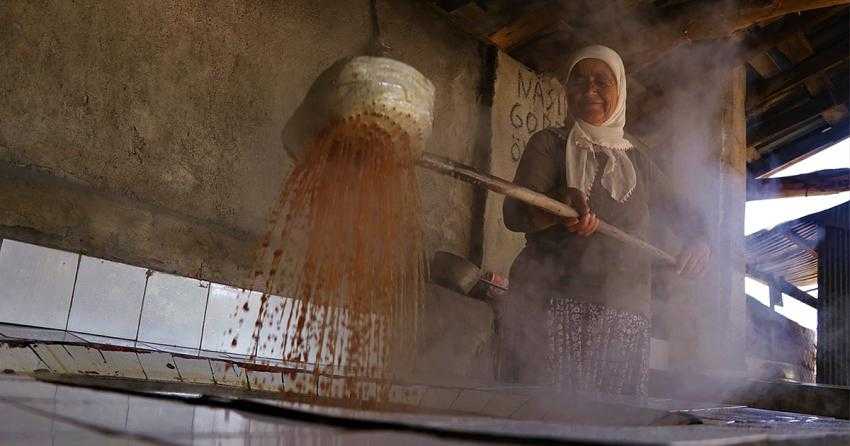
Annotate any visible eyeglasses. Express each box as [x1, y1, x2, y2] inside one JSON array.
[[566, 76, 616, 91]]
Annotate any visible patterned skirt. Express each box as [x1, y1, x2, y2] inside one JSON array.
[[498, 297, 650, 397]]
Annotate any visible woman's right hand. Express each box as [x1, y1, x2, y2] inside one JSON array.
[[563, 188, 600, 236], [527, 187, 599, 236]]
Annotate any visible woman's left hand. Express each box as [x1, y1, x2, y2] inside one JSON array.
[[676, 241, 711, 278]]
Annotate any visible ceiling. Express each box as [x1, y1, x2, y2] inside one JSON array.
[[425, 0, 849, 180]]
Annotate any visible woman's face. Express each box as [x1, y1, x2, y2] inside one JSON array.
[[566, 58, 619, 126]]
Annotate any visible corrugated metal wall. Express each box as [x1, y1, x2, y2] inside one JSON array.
[[816, 204, 850, 385]]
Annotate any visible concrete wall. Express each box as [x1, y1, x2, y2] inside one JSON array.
[[0, 0, 487, 287], [482, 52, 567, 276]]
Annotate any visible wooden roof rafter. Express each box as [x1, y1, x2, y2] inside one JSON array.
[[747, 41, 850, 111], [426, 0, 850, 73]]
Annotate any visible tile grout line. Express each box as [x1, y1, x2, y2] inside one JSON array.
[[134, 351, 149, 380], [64, 254, 83, 331], [134, 271, 152, 341], [207, 358, 217, 384], [198, 283, 212, 350], [190, 407, 196, 442], [123, 396, 130, 430], [27, 345, 52, 371], [171, 353, 185, 382], [50, 384, 57, 436]]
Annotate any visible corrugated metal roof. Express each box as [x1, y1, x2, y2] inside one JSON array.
[[745, 201, 848, 287]]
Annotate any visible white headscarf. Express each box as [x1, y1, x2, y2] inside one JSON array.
[[564, 45, 636, 203]]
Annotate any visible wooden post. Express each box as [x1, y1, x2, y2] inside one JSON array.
[[816, 207, 850, 385], [769, 281, 784, 309]]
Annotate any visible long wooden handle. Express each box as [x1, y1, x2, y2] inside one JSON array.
[[417, 152, 678, 265]]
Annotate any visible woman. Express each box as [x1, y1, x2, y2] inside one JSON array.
[[500, 45, 710, 397]]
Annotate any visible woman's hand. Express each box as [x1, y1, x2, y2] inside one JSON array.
[[676, 240, 711, 278], [563, 187, 599, 237]]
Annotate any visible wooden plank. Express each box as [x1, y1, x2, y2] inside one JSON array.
[[756, 118, 832, 156], [487, 2, 561, 51], [749, 53, 782, 78], [447, 3, 505, 38], [748, 89, 849, 148], [511, 20, 590, 74], [749, 118, 849, 178], [777, 32, 815, 64], [776, 31, 827, 96], [627, 0, 850, 72], [435, 0, 472, 12], [734, 0, 850, 31], [747, 84, 810, 122], [425, 1, 503, 42], [653, 0, 698, 7], [800, 4, 850, 32], [747, 42, 849, 110], [823, 104, 850, 126]]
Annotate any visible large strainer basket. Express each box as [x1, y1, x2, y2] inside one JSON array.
[[282, 56, 436, 161]]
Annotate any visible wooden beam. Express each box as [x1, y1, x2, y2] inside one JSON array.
[[779, 278, 820, 309], [747, 266, 819, 308], [777, 31, 815, 65], [426, 1, 510, 42], [823, 104, 850, 126], [747, 42, 849, 110], [734, 0, 850, 31], [634, 11, 817, 111], [749, 118, 849, 178], [435, 0, 472, 12], [748, 168, 850, 200], [749, 52, 783, 79], [487, 2, 561, 51], [769, 280, 784, 308], [653, 0, 698, 8], [800, 4, 850, 32], [502, 0, 846, 85], [748, 88, 849, 148], [628, 0, 850, 72]]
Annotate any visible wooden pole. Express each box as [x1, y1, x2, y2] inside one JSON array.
[[417, 152, 678, 265], [747, 168, 850, 200]]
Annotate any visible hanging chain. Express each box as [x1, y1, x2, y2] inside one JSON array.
[[368, 0, 390, 56]]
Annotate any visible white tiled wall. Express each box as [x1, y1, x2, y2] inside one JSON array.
[[67, 256, 148, 339], [201, 284, 262, 355], [0, 240, 79, 329], [137, 272, 209, 348], [0, 239, 307, 359], [256, 295, 297, 359]]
